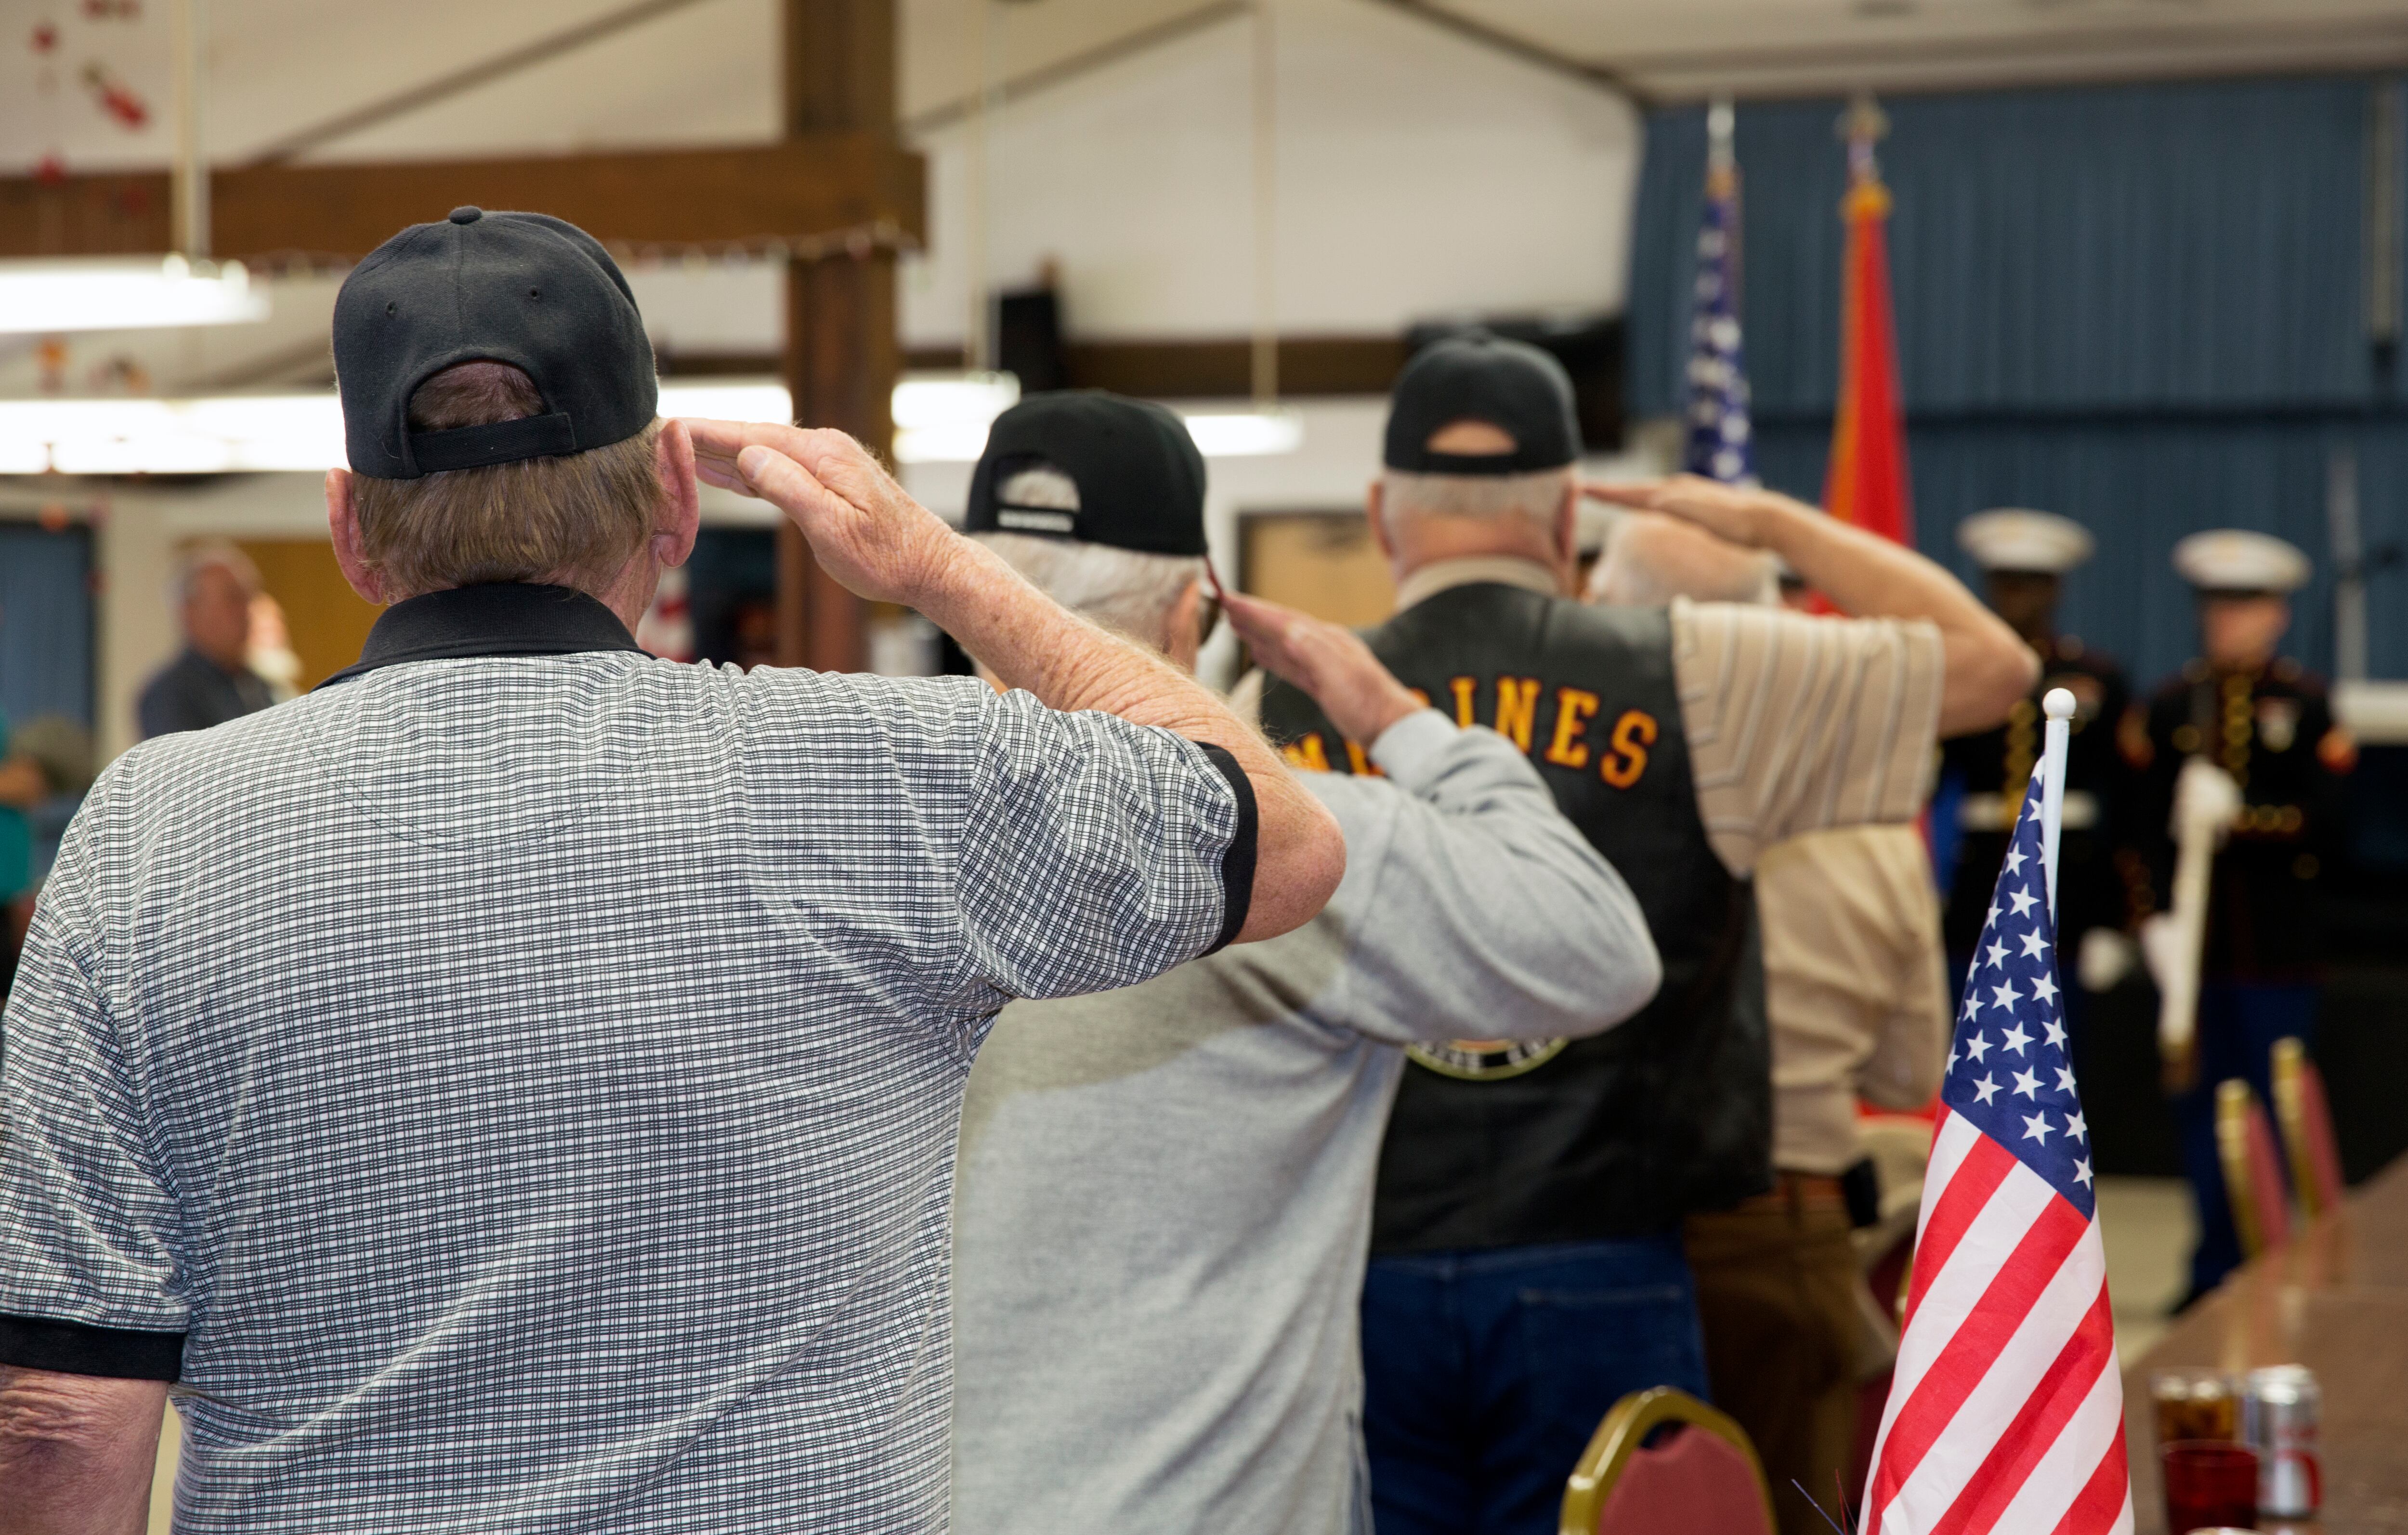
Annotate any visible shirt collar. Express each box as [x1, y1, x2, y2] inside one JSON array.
[[318, 583, 645, 689], [1393, 554, 1563, 612]]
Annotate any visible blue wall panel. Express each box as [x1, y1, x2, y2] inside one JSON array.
[[0, 523, 94, 733], [1631, 78, 2386, 419]]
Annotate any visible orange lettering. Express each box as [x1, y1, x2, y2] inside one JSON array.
[[1342, 738, 1386, 776], [1601, 709, 1657, 788], [1281, 734, 1331, 772], [1406, 687, 1431, 709], [1494, 677, 1542, 751], [1545, 687, 1600, 769], [1448, 677, 1478, 727]]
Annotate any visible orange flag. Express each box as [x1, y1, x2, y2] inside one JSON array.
[[1823, 105, 1912, 548]]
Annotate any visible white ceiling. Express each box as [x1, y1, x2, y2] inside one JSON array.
[[1428, 0, 2408, 100], [7, 0, 2406, 180]]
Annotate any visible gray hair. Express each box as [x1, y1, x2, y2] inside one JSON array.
[[1586, 511, 1780, 608], [975, 531, 1208, 650], [172, 539, 261, 606], [1380, 466, 1573, 527]]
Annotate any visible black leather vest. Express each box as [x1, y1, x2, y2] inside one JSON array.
[[1259, 582, 1771, 1251]]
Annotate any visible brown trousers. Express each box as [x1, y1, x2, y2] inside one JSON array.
[[1684, 1187, 1868, 1535]]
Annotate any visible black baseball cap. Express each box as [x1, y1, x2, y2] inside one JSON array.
[[333, 207, 658, 481], [1383, 330, 1581, 475], [966, 391, 1207, 557]]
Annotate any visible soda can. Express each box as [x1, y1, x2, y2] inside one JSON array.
[[2240, 1365, 2322, 1517]]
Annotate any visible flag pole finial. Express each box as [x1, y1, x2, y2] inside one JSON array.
[[2041, 688, 2075, 923], [1840, 90, 1889, 187], [1706, 93, 1738, 191]]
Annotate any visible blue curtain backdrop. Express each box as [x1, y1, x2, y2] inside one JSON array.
[[0, 523, 94, 733], [1626, 76, 2408, 689]]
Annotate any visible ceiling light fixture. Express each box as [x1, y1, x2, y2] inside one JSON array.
[[0, 256, 271, 335], [0, 377, 1304, 476]]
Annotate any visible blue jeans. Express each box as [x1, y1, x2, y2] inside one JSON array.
[[1360, 1234, 1709, 1535], [2174, 981, 2318, 1299]]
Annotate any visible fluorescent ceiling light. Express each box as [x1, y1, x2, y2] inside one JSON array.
[[654, 382, 791, 424], [0, 395, 342, 475], [0, 378, 1300, 475], [0, 256, 271, 335], [1181, 411, 1304, 458], [893, 373, 1019, 431], [892, 373, 1019, 465]]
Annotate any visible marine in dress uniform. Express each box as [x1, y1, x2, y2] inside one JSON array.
[[2122, 529, 2355, 1299], [1939, 510, 2131, 992]]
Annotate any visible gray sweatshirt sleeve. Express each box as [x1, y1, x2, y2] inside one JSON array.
[[1328, 709, 1662, 1047]]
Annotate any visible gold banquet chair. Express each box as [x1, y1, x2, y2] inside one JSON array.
[[2214, 1078, 2294, 1261], [1559, 1387, 1776, 1535], [2270, 1037, 2346, 1218]]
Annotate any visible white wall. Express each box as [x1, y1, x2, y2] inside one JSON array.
[[902, 0, 1641, 347]]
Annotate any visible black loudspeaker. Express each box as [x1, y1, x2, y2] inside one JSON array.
[[994, 287, 1068, 394]]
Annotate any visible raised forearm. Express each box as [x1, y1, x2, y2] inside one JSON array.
[[915, 537, 1343, 943], [0, 1369, 163, 1535], [1754, 493, 2037, 735]]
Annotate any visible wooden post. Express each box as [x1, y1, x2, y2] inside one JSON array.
[[779, 0, 897, 672]]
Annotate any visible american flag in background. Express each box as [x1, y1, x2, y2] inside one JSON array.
[[1685, 125, 1757, 488], [1863, 767, 2133, 1535]]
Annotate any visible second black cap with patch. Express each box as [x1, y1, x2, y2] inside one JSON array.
[[1384, 330, 1582, 475], [967, 391, 1207, 556]]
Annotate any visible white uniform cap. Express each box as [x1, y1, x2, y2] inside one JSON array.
[[1958, 508, 2094, 575], [2172, 529, 2311, 594]]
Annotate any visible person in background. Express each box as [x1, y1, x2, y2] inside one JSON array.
[[1592, 513, 1952, 1535], [1256, 333, 2036, 1535], [2123, 529, 2353, 1301], [951, 392, 1661, 1535], [137, 541, 276, 738], [1939, 509, 2133, 999]]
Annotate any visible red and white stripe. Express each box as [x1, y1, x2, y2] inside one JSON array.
[[1863, 1110, 2134, 1535]]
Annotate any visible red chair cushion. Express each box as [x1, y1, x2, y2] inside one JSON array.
[[1595, 1424, 1777, 1535], [2299, 1063, 2345, 1212], [2245, 1102, 2292, 1250]]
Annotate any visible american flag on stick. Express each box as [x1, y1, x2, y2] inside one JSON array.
[[1863, 690, 2132, 1534]]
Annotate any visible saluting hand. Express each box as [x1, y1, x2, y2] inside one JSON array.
[[1221, 590, 1424, 749], [1584, 474, 1774, 549], [683, 419, 962, 608]]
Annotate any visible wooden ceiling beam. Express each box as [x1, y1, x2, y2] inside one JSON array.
[[0, 135, 923, 263]]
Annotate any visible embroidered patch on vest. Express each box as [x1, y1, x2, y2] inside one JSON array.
[[1405, 1036, 1570, 1080]]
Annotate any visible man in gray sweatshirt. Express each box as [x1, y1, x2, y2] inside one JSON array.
[[949, 391, 1662, 1535]]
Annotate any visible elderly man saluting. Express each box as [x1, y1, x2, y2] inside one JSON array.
[[948, 393, 1662, 1535], [0, 209, 1340, 1534], [1260, 333, 2035, 1535]]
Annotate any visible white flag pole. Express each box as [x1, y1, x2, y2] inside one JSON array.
[[2040, 687, 2074, 924]]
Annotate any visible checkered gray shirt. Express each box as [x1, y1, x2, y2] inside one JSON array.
[[0, 590, 1245, 1532]]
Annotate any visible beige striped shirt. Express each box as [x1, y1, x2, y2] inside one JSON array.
[[1382, 558, 1942, 878], [1672, 594, 1943, 876]]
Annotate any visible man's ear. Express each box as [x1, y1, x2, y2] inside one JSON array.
[[325, 469, 386, 605], [1554, 479, 1580, 588], [654, 419, 702, 569], [1165, 576, 1207, 669], [1366, 479, 1396, 564]]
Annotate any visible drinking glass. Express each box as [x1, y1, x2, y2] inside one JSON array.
[[2162, 1440, 2259, 1534]]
